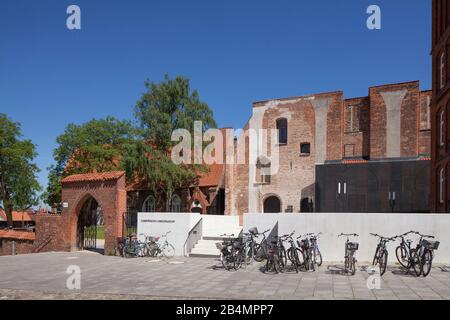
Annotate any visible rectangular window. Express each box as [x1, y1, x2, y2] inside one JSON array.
[[440, 52, 446, 89], [300, 143, 311, 155]]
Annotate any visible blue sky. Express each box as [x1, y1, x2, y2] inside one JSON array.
[[0, 0, 431, 198]]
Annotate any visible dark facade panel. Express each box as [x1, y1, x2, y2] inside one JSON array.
[[315, 160, 430, 213]]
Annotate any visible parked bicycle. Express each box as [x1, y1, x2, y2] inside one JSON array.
[[285, 231, 301, 273], [338, 233, 359, 275], [394, 230, 422, 276], [251, 228, 271, 262], [217, 234, 241, 271], [371, 233, 395, 276], [307, 232, 323, 267], [414, 232, 440, 277], [123, 233, 147, 258], [297, 234, 315, 271], [264, 235, 289, 274], [149, 231, 175, 258]]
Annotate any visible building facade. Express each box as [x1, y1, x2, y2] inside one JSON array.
[[226, 81, 431, 217], [431, 0, 450, 213]]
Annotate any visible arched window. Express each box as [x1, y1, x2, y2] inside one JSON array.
[[170, 194, 182, 212], [142, 196, 156, 213], [276, 118, 288, 144], [263, 195, 281, 213]]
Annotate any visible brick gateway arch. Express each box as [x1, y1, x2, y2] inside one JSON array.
[[60, 171, 127, 255]]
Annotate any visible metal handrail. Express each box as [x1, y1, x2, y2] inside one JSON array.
[[183, 217, 203, 256]]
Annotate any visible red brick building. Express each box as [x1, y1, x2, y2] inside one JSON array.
[[226, 81, 431, 217], [431, 0, 450, 213]]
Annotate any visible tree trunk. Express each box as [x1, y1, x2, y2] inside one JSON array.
[[6, 206, 13, 228]]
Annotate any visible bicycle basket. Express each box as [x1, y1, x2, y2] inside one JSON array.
[[422, 240, 440, 250], [346, 242, 359, 251], [248, 227, 258, 235]]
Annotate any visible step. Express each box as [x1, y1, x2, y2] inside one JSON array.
[[189, 239, 221, 258]]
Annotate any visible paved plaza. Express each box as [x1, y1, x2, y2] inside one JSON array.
[[1, 251, 450, 300]]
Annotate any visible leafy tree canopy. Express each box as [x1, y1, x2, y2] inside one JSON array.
[[135, 75, 216, 152], [0, 113, 41, 227], [43, 117, 137, 206]]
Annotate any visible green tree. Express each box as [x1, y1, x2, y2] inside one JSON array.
[[0, 114, 41, 227], [43, 117, 136, 207], [124, 75, 216, 209], [135, 75, 216, 151]]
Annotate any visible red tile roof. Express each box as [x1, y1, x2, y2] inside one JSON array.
[[198, 163, 224, 187], [0, 210, 33, 222], [61, 171, 125, 184], [0, 229, 36, 241]]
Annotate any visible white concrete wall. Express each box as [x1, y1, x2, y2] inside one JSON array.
[[201, 215, 241, 238], [137, 213, 201, 256], [244, 213, 450, 263]]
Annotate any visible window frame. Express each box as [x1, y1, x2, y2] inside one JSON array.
[[142, 195, 156, 213], [276, 118, 288, 145]]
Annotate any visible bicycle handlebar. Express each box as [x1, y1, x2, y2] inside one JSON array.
[[338, 233, 359, 237]]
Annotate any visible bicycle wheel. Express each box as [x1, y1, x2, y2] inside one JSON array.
[[296, 248, 305, 270], [344, 256, 349, 274], [222, 254, 235, 271], [254, 243, 267, 262], [379, 250, 388, 276], [422, 250, 433, 277], [279, 246, 288, 267], [288, 247, 299, 273], [350, 257, 356, 276], [123, 245, 134, 258], [162, 244, 175, 258], [395, 246, 409, 268], [315, 249, 323, 267]]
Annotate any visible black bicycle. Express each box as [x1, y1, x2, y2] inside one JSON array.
[[297, 234, 315, 271], [252, 228, 271, 262], [264, 235, 288, 274], [415, 232, 440, 277], [338, 233, 359, 275], [371, 233, 395, 276], [307, 232, 323, 267], [284, 231, 300, 273]]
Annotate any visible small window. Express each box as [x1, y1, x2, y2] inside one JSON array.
[[142, 196, 156, 213], [300, 143, 311, 155], [256, 157, 271, 184], [276, 118, 288, 145], [170, 194, 182, 212]]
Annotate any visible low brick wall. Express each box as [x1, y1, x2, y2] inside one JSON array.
[[0, 214, 69, 256], [0, 230, 36, 256]]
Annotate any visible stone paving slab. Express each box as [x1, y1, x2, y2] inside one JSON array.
[[0, 251, 450, 300]]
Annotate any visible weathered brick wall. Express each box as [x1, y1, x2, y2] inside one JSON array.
[[343, 97, 370, 158], [369, 82, 420, 159], [0, 239, 34, 256]]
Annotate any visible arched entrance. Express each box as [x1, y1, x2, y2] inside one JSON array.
[[77, 196, 104, 252], [263, 195, 281, 213], [61, 171, 127, 255]]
